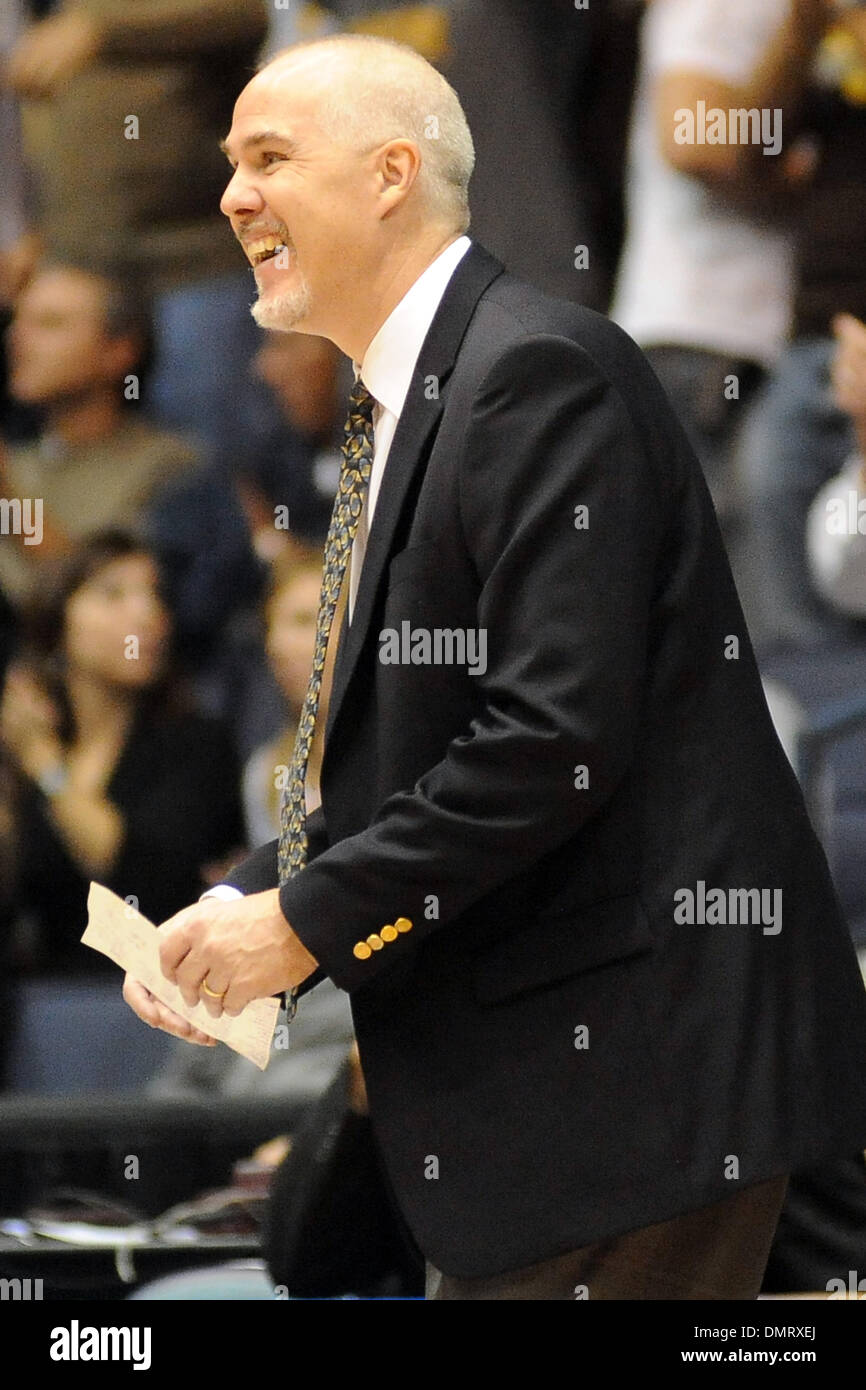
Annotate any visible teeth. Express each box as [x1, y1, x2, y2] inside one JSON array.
[[246, 235, 288, 266]]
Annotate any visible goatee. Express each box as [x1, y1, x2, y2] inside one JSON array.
[[251, 278, 313, 331]]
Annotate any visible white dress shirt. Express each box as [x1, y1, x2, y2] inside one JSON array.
[[348, 234, 472, 621], [204, 234, 472, 903]]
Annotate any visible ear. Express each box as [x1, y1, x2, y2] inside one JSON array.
[[375, 138, 422, 217]]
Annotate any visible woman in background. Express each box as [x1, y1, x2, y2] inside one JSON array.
[[0, 528, 244, 976], [243, 546, 323, 849]]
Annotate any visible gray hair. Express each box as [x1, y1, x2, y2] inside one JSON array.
[[262, 34, 475, 232]]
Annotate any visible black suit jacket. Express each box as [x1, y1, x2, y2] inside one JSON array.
[[228, 242, 866, 1279]]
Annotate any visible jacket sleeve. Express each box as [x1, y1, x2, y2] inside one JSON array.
[[222, 807, 328, 1000], [223, 805, 328, 895], [276, 333, 665, 993]]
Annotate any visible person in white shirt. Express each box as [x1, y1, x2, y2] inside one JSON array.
[[612, 0, 829, 529]]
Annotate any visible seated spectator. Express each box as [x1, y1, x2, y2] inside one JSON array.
[[740, 6, 866, 652], [243, 547, 323, 848], [0, 529, 245, 976], [240, 330, 345, 555], [142, 333, 340, 660], [808, 312, 866, 616], [0, 262, 198, 605]]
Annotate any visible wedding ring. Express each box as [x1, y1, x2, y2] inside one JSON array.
[[201, 978, 228, 1000]]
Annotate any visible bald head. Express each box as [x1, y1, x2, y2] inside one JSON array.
[[258, 34, 474, 232], [220, 34, 474, 357]]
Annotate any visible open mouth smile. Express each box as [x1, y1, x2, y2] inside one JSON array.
[[245, 235, 290, 267]]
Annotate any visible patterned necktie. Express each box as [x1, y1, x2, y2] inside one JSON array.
[[276, 376, 375, 1016]]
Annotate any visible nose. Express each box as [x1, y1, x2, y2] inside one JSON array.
[[220, 165, 264, 220]]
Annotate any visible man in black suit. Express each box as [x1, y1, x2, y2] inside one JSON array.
[[124, 34, 866, 1299]]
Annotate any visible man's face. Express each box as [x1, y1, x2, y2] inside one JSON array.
[[220, 60, 379, 339], [7, 267, 126, 406]]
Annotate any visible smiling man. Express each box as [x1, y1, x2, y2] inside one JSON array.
[[122, 34, 866, 1300]]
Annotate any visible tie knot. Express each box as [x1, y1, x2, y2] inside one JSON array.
[[348, 376, 376, 421]]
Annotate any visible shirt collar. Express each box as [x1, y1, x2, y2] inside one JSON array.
[[353, 235, 472, 418]]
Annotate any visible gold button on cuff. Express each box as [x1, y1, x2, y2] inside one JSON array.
[[353, 941, 372, 960], [395, 917, 413, 933], [380, 925, 398, 942], [367, 933, 384, 950]]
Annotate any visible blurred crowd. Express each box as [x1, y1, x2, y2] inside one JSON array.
[[0, 0, 865, 1295]]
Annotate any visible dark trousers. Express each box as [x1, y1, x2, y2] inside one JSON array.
[[425, 1174, 789, 1300]]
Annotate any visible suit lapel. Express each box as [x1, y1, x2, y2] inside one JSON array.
[[324, 241, 504, 748]]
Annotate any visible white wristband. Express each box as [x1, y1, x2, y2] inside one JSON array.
[[199, 885, 244, 902]]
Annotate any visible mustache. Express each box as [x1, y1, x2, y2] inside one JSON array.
[[237, 223, 292, 247]]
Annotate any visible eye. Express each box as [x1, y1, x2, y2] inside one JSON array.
[[261, 151, 287, 168], [94, 582, 125, 602]]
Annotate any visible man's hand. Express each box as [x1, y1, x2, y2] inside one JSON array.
[[157, 889, 319, 1020], [122, 975, 217, 1046], [7, 12, 101, 99]]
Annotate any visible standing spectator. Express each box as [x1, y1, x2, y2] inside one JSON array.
[[443, 0, 640, 310], [612, 0, 831, 533]]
